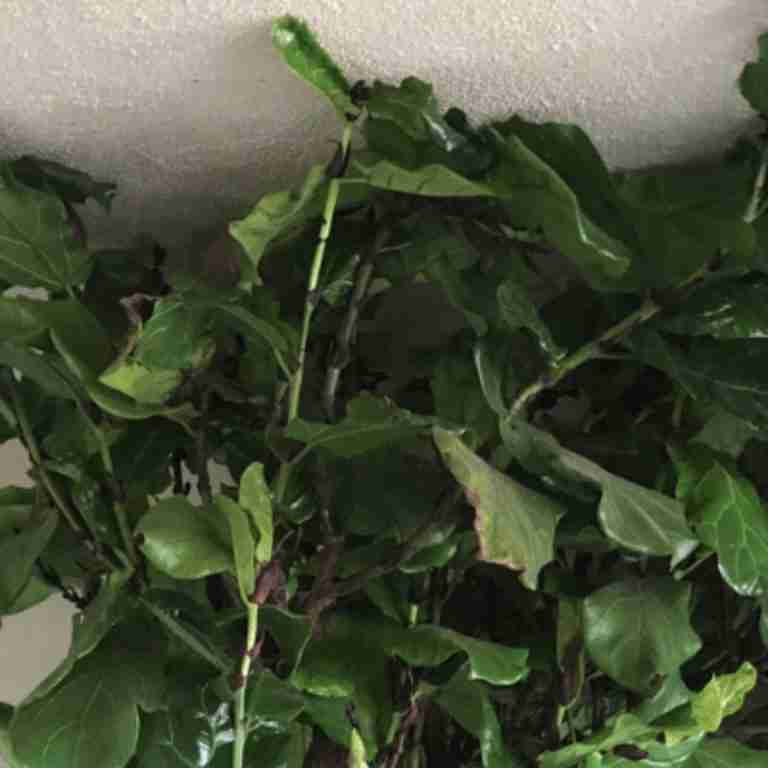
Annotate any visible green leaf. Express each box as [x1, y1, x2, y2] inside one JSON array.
[[760, 594, 768, 647], [238, 463, 273, 563], [739, 33, 768, 115], [433, 427, 564, 590], [0, 296, 48, 344], [432, 665, 519, 768], [689, 463, 768, 596], [245, 668, 304, 736], [497, 279, 565, 361], [0, 344, 81, 400], [217, 495, 255, 603], [557, 597, 585, 707], [286, 393, 434, 459], [690, 405, 758, 458], [0, 166, 92, 289], [11, 625, 166, 768], [248, 723, 310, 768], [347, 728, 367, 768], [0, 508, 57, 613], [10, 155, 116, 212], [687, 739, 768, 768], [136, 298, 215, 370], [229, 164, 326, 287], [271, 16, 356, 117], [260, 606, 312, 669], [99, 360, 181, 404], [0, 704, 22, 768], [689, 662, 757, 733], [583, 578, 702, 694], [660, 278, 768, 339], [388, 624, 528, 685], [137, 497, 234, 579]]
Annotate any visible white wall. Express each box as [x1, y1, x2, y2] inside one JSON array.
[[1, 0, 767, 733]]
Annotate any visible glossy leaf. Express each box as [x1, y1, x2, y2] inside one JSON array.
[[137, 497, 234, 580], [238, 463, 273, 563], [0, 166, 92, 289], [271, 16, 356, 117], [434, 427, 564, 589], [245, 668, 304, 736], [286, 393, 433, 458], [389, 624, 528, 685], [689, 463, 768, 596], [689, 662, 757, 734], [583, 578, 702, 693], [0, 508, 57, 613], [218, 495, 256, 602], [687, 739, 768, 768], [230, 164, 326, 286], [99, 360, 180, 404], [739, 33, 768, 115]]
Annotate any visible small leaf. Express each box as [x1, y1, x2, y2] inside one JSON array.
[[218, 495, 256, 603], [434, 427, 564, 590], [689, 463, 768, 596], [739, 33, 768, 115], [0, 166, 92, 289], [286, 394, 434, 459], [137, 497, 234, 580], [272, 16, 356, 117], [99, 361, 181, 405], [239, 463, 273, 563], [583, 578, 702, 694], [690, 662, 757, 733], [557, 598, 585, 707]]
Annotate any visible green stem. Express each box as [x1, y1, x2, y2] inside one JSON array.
[[275, 122, 353, 504], [744, 141, 768, 223], [233, 604, 259, 768]]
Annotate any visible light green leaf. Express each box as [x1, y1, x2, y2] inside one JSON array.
[[245, 668, 304, 736], [99, 360, 181, 404], [0, 509, 57, 613], [497, 279, 564, 361], [271, 16, 355, 117], [690, 662, 757, 734], [687, 738, 768, 768], [348, 728, 367, 768], [690, 463, 768, 596], [229, 164, 327, 286], [137, 497, 234, 580], [389, 625, 528, 685], [739, 33, 768, 115], [136, 298, 214, 370], [0, 166, 92, 289], [286, 393, 434, 459], [239, 463, 273, 563], [434, 427, 565, 590], [217, 495, 255, 603], [583, 578, 702, 694]]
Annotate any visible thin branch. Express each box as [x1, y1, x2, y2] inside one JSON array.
[[195, 389, 213, 504]]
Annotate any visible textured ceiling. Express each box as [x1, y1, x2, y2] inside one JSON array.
[[1, 0, 766, 250]]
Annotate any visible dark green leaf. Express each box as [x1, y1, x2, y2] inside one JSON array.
[[0, 344, 81, 400], [271, 16, 356, 117], [218, 495, 255, 602], [0, 296, 48, 344], [11, 155, 116, 212], [739, 33, 768, 115], [286, 393, 434, 458], [0, 703, 22, 768], [557, 597, 585, 707], [686, 739, 768, 768], [583, 578, 702, 694], [137, 497, 234, 580], [247, 723, 310, 768], [0, 508, 57, 613], [689, 463, 768, 596], [260, 606, 312, 669], [690, 404, 758, 458], [0, 166, 92, 289], [434, 427, 564, 590], [245, 668, 304, 736]]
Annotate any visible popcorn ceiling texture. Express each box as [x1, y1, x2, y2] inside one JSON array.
[[1, 0, 766, 250]]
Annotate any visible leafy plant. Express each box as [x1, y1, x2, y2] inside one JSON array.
[[1, 16, 768, 768]]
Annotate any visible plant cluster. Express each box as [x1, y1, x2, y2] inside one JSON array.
[[1, 16, 768, 768]]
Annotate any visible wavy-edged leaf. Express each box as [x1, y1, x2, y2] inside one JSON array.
[[689, 463, 768, 596], [271, 16, 356, 117], [434, 427, 564, 590], [0, 166, 92, 289], [583, 578, 702, 694], [137, 497, 234, 580], [286, 393, 434, 458], [230, 165, 326, 286]]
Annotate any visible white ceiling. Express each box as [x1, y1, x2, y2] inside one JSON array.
[[1, 0, 766, 250]]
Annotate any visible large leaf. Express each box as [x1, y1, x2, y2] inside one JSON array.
[[0, 166, 92, 289], [0, 507, 57, 613], [687, 739, 768, 768], [238, 463, 273, 563], [271, 16, 356, 117], [229, 165, 327, 285], [11, 625, 166, 768], [689, 463, 768, 596], [739, 33, 768, 115], [659, 278, 768, 339], [433, 427, 565, 590], [286, 393, 434, 458], [583, 578, 702, 694], [388, 624, 528, 686], [137, 497, 234, 579], [0, 344, 81, 400]]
